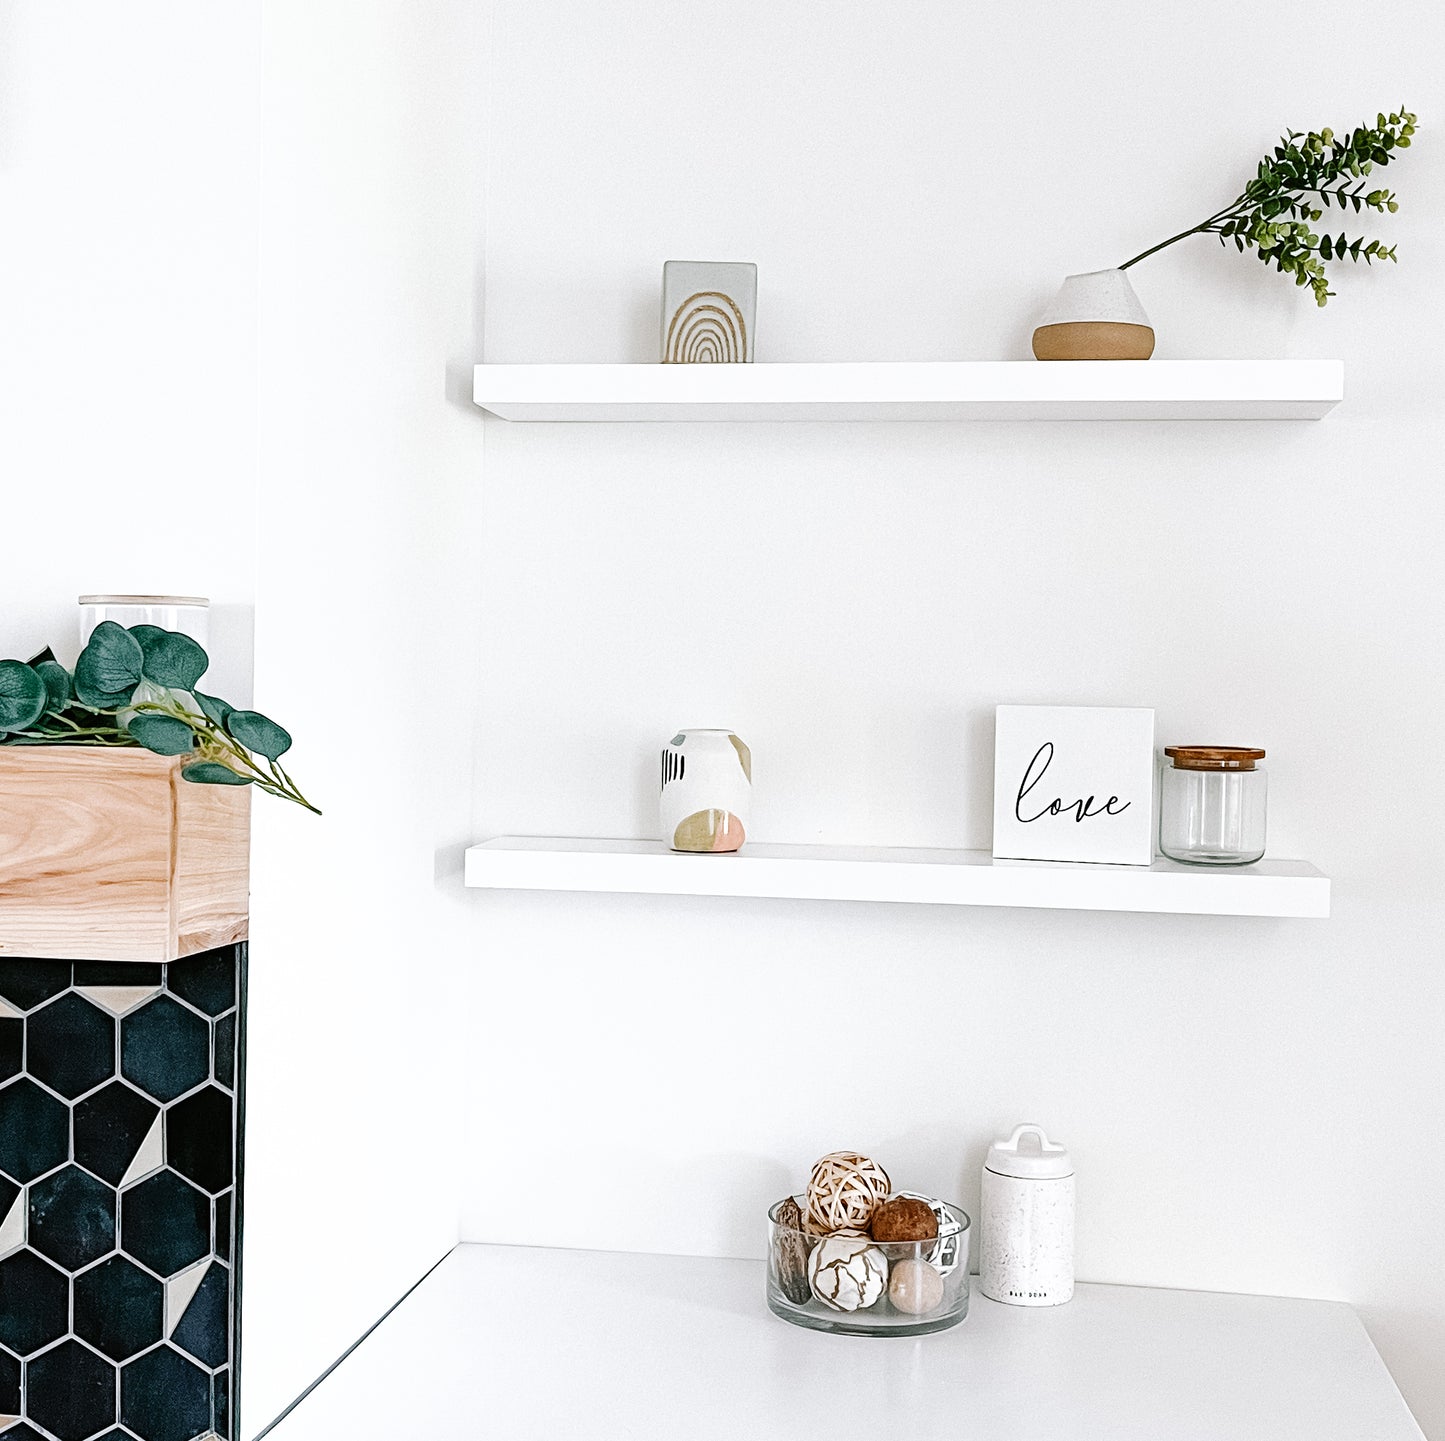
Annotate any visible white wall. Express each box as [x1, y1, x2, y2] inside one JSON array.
[[240, 0, 486, 1431], [459, 2, 1445, 1437], [0, 2, 258, 699]]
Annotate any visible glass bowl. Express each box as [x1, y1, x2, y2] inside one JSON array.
[[767, 1194, 970, 1336]]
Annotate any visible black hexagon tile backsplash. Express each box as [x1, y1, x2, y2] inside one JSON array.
[[0, 945, 243, 1441]]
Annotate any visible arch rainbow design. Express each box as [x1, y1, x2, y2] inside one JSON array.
[[663, 290, 749, 364]]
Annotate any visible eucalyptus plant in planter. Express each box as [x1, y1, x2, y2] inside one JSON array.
[[0, 621, 313, 962], [1032, 108, 1418, 360], [0, 621, 316, 812]]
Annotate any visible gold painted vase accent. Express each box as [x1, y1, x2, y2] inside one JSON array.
[[661, 261, 757, 363], [1031, 268, 1155, 360], [659, 729, 751, 853]]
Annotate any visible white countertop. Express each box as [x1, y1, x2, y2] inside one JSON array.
[[263, 1244, 1422, 1440]]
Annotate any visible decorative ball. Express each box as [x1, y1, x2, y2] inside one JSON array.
[[889, 1258, 944, 1316], [807, 1233, 888, 1312], [771, 1197, 813, 1305], [805, 1151, 892, 1233], [892, 1192, 965, 1276], [870, 1196, 940, 1244]]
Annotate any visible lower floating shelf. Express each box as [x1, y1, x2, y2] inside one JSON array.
[[464, 837, 1330, 918]]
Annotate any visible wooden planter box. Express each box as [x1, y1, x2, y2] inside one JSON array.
[[0, 748, 250, 963]]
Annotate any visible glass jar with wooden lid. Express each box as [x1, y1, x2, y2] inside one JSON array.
[[1159, 746, 1267, 865]]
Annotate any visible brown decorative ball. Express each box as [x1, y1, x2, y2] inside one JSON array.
[[805, 1152, 892, 1232], [870, 1196, 940, 1245]]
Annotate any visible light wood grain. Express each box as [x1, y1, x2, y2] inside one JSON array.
[[0, 748, 249, 963]]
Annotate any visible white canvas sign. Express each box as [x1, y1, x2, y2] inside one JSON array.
[[993, 705, 1156, 866]]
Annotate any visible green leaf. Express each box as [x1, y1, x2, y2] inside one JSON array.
[[75, 622, 144, 707], [126, 714, 198, 756], [0, 661, 47, 735], [128, 625, 167, 648], [181, 761, 254, 787], [226, 709, 292, 760], [193, 690, 234, 728], [35, 661, 73, 711], [136, 629, 208, 690], [1319, 236, 1332, 259]]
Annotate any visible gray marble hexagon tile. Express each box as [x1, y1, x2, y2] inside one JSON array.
[[0, 945, 245, 1441]]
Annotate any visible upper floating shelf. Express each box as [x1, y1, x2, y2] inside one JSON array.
[[472, 360, 1344, 423], [464, 837, 1330, 919]]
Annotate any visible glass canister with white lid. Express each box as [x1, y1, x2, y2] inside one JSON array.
[[1159, 746, 1266, 865]]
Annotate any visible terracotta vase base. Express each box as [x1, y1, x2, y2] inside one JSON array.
[[1032, 321, 1155, 361]]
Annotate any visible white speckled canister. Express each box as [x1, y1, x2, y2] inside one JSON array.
[[979, 1123, 1074, 1307]]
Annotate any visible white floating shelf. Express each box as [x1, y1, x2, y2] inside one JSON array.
[[472, 360, 1343, 422], [465, 837, 1330, 918]]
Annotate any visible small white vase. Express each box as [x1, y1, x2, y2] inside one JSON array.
[[659, 729, 751, 853], [1032, 268, 1155, 360]]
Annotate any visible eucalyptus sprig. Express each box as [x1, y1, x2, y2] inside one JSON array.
[[0, 622, 318, 814], [1120, 109, 1417, 305]]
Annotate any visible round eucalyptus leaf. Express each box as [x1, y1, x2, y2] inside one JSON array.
[[137, 629, 208, 690], [181, 761, 254, 787], [75, 622, 144, 704], [227, 709, 292, 760], [0, 661, 47, 735], [74, 678, 136, 710], [35, 661, 73, 710], [128, 624, 167, 647], [127, 714, 197, 757], [193, 690, 234, 728]]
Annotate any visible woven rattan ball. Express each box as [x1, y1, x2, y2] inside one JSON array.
[[805, 1151, 892, 1233]]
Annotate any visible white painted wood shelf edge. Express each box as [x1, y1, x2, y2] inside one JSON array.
[[464, 837, 1330, 918], [471, 360, 1344, 422]]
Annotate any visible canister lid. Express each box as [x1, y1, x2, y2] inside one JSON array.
[[985, 1123, 1073, 1180], [1164, 746, 1265, 771]]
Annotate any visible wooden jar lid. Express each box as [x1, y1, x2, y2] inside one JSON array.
[[1164, 746, 1266, 771]]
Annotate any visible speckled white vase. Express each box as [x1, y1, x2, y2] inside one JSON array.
[[1032, 268, 1155, 360], [979, 1123, 1075, 1307]]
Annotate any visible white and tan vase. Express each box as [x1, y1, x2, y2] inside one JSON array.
[[659, 729, 751, 853], [1031, 268, 1155, 360]]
